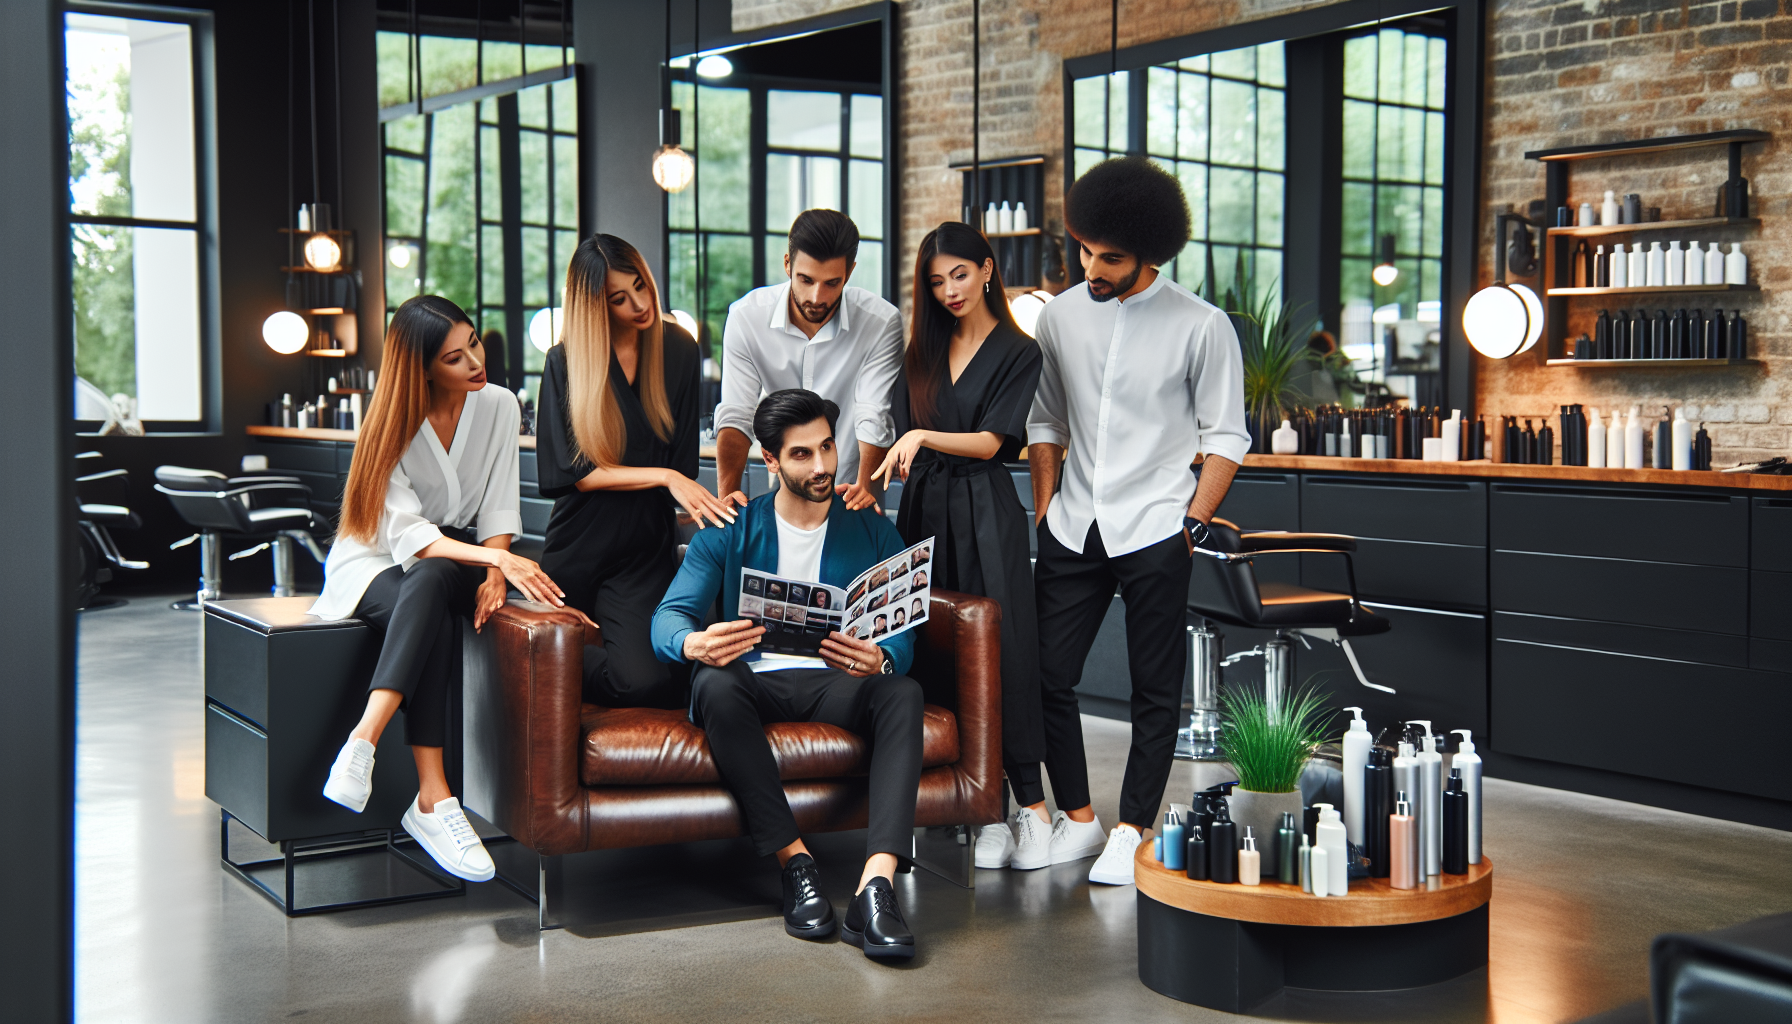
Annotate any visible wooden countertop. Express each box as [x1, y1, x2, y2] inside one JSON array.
[[1237, 454, 1792, 491], [248, 425, 536, 449], [1135, 845, 1493, 927]]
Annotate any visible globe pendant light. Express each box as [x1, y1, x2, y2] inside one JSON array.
[[1372, 234, 1399, 286], [262, 310, 310, 354], [303, 230, 342, 271], [528, 306, 564, 353], [1463, 212, 1544, 359]]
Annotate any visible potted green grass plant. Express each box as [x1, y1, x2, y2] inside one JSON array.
[[1219, 681, 1336, 869]]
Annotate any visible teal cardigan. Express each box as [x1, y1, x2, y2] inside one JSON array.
[[651, 492, 916, 675]]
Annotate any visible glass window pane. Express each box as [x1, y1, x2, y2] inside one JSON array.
[[519, 130, 549, 224], [1073, 76, 1106, 149], [1341, 182, 1373, 256], [1421, 257, 1442, 307], [849, 159, 883, 239], [385, 155, 424, 238], [1403, 33, 1429, 108], [482, 41, 524, 81], [554, 135, 578, 227], [525, 43, 568, 75], [70, 224, 201, 420], [553, 78, 578, 129], [766, 235, 786, 283], [1074, 147, 1103, 181], [1398, 106, 1425, 182], [1253, 249, 1282, 308], [1174, 240, 1207, 294], [66, 15, 197, 222], [1256, 42, 1285, 87], [1177, 72, 1207, 161], [1209, 79, 1256, 166], [1377, 30, 1403, 103], [854, 241, 883, 299], [1256, 87, 1284, 172], [71, 223, 135, 404], [1424, 111, 1445, 185], [1207, 167, 1255, 244], [1210, 44, 1255, 81], [480, 125, 502, 219], [850, 94, 883, 158], [667, 230, 697, 317], [1340, 257, 1371, 308], [387, 115, 426, 154], [1178, 162, 1207, 240], [480, 224, 504, 306], [765, 154, 841, 232], [1181, 54, 1209, 73], [518, 84, 549, 130], [420, 35, 479, 98], [522, 226, 549, 307], [1427, 37, 1449, 110], [1342, 101, 1374, 179], [1146, 67, 1177, 157], [1343, 35, 1377, 99], [1255, 171, 1283, 248], [1107, 72, 1128, 152], [556, 230, 579, 303], [377, 31, 412, 107], [1376, 103, 1402, 178], [697, 85, 751, 233], [768, 90, 841, 151], [1421, 186, 1444, 258], [424, 104, 477, 314], [1208, 244, 1241, 302], [704, 233, 755, 342]]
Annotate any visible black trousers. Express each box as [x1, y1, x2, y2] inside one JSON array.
[[1030, 522, 1191, 828], [691, 662, 923, 859], [576, 550, 687, 710], [354, 558, 484, 747]]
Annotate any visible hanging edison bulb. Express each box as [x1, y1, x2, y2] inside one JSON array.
[[303, 232, 342, 272], [652, 108, 694, 193]]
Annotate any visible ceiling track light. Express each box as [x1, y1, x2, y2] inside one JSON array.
[[1463, 212, 1543, 359]]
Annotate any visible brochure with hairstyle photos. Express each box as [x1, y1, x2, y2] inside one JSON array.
[[738, 537, 935, 653]]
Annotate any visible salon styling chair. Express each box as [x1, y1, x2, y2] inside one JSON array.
[[1181, 518, 1393, 759], [154, 466, 326, 609], [74, 452, 148, 610]]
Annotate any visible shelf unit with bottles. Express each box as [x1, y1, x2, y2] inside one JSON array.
[[952, 155, 1046, 288]]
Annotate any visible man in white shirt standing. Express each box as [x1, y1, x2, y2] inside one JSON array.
[[1024, 157, 1250, 885], [715, 209, 904, 512]]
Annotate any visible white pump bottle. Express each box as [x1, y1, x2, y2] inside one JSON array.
[[1624, 406, 1645, 470], [1450, 729, 1483, 865], [1587, 408, 1606, 468], [1314, 802, 1349, 896], [1407, 720, 1443, 876], [1341, 707, 1370, 849]]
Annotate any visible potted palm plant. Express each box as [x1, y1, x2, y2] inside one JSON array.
[[1200, 250, 1318, 451], [1219, 681, 1335, 871]]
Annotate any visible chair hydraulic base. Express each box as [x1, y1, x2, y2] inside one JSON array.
[[220, 808, 466, 916]]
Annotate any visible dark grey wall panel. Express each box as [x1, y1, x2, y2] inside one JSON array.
[[1492, 639, 1792, 800], [1491, 551, 1747, 635], [1751, 570, 1792, 641], [1494, 611, 1748, 668], [1752, 497, 1792, 572], [1492, 485, 1747, 567], [1303, 537, 1485, 609], [1301, 475, 1486, 546], [1751, 637, 1792, 675]]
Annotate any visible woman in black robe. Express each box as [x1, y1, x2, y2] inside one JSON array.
[[873, 222, 1047, 868], [537, 234, 738, 709]]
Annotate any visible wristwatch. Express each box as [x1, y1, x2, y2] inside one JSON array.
[[1184, 516, 1213, 551], [879, 650, 895, 674]]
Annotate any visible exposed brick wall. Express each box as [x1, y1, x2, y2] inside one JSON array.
[[737, 0, 1792, 463]]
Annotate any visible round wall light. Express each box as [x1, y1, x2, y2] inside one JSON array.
[[303, 232, 342, 272], [262, 311, 310, 354], [695, 54, 733, 78], [528, 307, 564, 353], [669, 308, 700, 339], [1462, 282, 1542, 359], [1010, 290, 1053, 338]]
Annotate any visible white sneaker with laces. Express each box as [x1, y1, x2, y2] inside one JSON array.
[[1047, 810, 1108, 865], [322, 737, 376, 812], [402, 796, 496, 882], [1010, 807, 1052, 871], [1087, 826, 1143, 885], [974, 813, 1018, 869]]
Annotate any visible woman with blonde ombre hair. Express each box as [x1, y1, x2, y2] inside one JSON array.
[[537, 233, 732, 708], [314, 294, 579, 883]]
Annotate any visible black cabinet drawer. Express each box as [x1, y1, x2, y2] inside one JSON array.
[[1301, 476, 1485, 546], [1215, 471, 1300, 532], [1494, 610, 1747, 668], [1302, 538, 1485, 609], [1492, 638, 1792, 800], [1751, 637, 1792, 674], [1492, 485, 1746, 567], [256, 439, 342, 476], [1304, 602, 1488, 739], [1491, 551, 1747, 635], [1751, 570, 1792, 640], [1753, 497, 1792, 572]]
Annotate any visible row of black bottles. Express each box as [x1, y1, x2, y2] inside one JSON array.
[[1286, 406, 1486, 460], [1499, 416, 1556, 465], [1573, 308, 1747, 361]]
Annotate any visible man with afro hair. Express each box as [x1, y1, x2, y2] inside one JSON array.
[[1020, 156, 1250, 886]]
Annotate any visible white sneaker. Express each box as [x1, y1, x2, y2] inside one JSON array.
[[974, 814, 1017, 869], [402, 796, 496, 882], [1087, 826, 1143, 885], [322, 738, 376, 812], [1047, 811, 1108, 865], [1011, 807, 1052, 870]]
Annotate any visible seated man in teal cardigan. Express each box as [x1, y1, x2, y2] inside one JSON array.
[[652, 389, 922, 962]]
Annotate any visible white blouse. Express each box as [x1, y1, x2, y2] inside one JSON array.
[[309, 384, 523, 621]]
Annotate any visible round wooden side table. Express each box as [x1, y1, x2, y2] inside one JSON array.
[[1134, 845, 1492, 1012]]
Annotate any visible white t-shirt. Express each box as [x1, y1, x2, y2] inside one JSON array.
[[752, 509, 831, 672]]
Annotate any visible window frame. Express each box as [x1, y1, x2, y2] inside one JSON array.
[[66, 1, 220, 434]]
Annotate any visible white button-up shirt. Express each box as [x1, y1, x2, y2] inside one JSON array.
[[715, 281, 904, 486], [309, 384, 523, 621], [1027, 273, 1250, 557]]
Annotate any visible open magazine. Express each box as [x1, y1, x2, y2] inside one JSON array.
[[739, 537, 936, 656]]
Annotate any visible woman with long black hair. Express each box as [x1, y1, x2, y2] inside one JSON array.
[[870, 222, 1049, 871], [536, 234, 736, 708], [317, 295, 576, 882]]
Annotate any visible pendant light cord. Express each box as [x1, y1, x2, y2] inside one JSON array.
[[332, 0, 343, 228], [972, 0, 980, 227], [308, 0, 321, 214], [1111, 0, 1118, 76]]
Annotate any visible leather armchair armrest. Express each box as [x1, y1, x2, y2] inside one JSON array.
[[463, 600, 599, 856], [914, 589, 1003, 826], [1237, 531, 1357, 553]]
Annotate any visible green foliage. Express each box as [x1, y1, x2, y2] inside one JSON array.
[[1219, 681, 1336, 794], [69, 61, 136, 399], [1200, 248, 1318, 440]]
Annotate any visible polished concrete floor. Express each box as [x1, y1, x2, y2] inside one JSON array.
[[77, 594, 1792, 1023]]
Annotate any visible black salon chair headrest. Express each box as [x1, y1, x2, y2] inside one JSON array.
[[154, 465, 229, 491]]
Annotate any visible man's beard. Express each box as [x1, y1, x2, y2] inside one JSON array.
[[795, 294, 840, 324], [780, 466, 835, 503], [1087, 262, 1142, 303]]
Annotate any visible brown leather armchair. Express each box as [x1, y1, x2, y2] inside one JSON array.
[[462, 590, 1004, 928]]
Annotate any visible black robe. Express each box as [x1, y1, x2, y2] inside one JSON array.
[[894, 322, 1044, 765]]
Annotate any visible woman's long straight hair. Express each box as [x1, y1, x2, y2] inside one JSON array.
[[339, 295, 473, 542], [560, 233, 674, 468], [905, 222, 1017, 428]]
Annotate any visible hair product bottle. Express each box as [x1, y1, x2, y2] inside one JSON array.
[[1162, 809, 1185, 871], [1299, 833, 1313, 893], [1239, 828, 1261, 886], [1390, 792, 1419, 890], [1315, 803, 1348, 896], [1187, 826, 1209, 881], [1646, 241, 1666, 287], [1364, 745, 1393, 877], [1625, 406, 1645, 469], [1686, 241, 1706, 285], [1442, 770, 1470, 875], [1705, 241, 1725, 284], [1666, 241, 1685, 285], [1595, 244, 1610, 287], [1407, 722, 1443, 876], [1450, 730, 1483, 864], [1310, 842, 1331, 897], [1277, 812, 1301, 885], [1602, 190, 1619, 226], [1628, 244, 1647, 288], [1611, 243, 1629, 288], [1654, 407, 1673, 469], [1606, 405, 1624, 465], [1209, 802, 1238, 884], [1725, 242, 1748, 285], [1588, 407, 1607, 467], [1673, 407, 1693, 471], [1341, 707, 1370, 851]]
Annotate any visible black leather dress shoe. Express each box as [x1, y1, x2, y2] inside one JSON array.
[[781, 854, 836, 940], [842, 876, 914, 961]]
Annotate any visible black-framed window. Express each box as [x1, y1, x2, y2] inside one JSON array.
[[666, 69, 886, 354], [66, 5, 214, 430]]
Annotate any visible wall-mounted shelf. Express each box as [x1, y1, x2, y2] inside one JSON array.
[[1547, 357, 1757, 368], [1524, 129, 1770, 162], [953, 155, 1046, 287], [307, 349, 350, 358], [986, 228, 1042, 238], [1548, 283, 1758, 297], [1546, 216, 1759, 238]]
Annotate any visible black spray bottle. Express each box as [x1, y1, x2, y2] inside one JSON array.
[[1208, 801, 1239, 884], [1277, 811, 1301, 885], [1442, 769, 1470, 875]]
